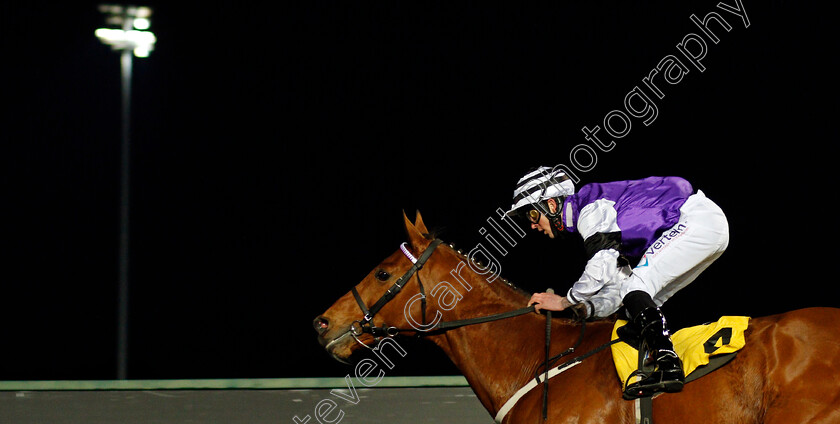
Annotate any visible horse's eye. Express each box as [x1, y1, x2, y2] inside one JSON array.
[[375, 270, 391, 281]]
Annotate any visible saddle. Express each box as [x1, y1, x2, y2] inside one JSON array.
[[612, 316, 749, 424], [611, 315, 750, 391]]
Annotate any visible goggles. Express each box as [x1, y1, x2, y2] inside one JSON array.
[[527, 209, 541, 224]]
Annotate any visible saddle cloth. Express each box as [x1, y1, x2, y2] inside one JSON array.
[[610, 316, 750, 388]]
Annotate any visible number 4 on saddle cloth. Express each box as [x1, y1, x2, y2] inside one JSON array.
[[611, 316, 750, 393]]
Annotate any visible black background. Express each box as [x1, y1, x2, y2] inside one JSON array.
[[1, 1, 837, 380]]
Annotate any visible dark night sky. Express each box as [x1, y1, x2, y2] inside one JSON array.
[[1, 1, 838, 380]]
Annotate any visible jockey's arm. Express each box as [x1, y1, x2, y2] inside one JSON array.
[[565, 198, 624, 317], [564, 248, 623, 317], [529, 199, 626, 316]]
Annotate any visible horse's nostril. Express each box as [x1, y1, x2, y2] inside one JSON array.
[[313, 316, 330, 334]]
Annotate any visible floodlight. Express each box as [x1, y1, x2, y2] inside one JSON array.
[[96, 4, 156, 57]]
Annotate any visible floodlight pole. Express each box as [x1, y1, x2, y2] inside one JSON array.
[[94, 4, 155, 380], [97, 3, 155, 381], [117, 17, 133, 382]]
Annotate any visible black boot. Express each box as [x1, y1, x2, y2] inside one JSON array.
[[623, 307, 684, 399]]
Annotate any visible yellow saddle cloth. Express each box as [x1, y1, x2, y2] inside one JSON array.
[[610, 316, 750, 388]]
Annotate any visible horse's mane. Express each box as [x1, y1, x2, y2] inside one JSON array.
[[421, 229, 531, 299]]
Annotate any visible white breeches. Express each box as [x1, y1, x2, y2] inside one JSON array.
[[619, 190, 730, 306]]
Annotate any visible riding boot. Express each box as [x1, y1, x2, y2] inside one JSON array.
[[623, 307, 685, 399]]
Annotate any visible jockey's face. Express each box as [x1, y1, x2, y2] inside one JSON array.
[[529, 198, 558, 239], [530, 213, 555, 238]]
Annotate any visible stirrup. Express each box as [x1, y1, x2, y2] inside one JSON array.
[[623, 369, 684, 400]]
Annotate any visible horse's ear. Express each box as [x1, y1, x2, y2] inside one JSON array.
[[403, 210, 429, 248], [414, 210, 429, 236]]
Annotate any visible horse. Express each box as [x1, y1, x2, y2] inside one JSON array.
[[313, 211, 840, 423]]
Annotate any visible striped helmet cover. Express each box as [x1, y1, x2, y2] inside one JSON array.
[[506, 166, 575, 216]]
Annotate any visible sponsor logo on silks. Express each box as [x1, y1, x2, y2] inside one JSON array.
[[642, 223, 688, 259], [637, 256, 650, 268]]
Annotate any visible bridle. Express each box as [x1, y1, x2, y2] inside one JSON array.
[[348, 239, 443, 346], [324, 240, 441, 357], [328, 238, 539, 353]]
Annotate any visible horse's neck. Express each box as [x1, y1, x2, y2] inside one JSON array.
[[423, 253, 583, 415]]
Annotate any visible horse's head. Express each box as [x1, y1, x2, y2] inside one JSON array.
[[313, 210, 442, 364]]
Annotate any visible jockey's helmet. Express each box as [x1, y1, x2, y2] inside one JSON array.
[[506, 166, 574, 232]]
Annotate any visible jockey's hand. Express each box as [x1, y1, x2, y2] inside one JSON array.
[[528, 292, 572, 313]]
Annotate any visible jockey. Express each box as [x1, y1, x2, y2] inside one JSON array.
[[508, 166, 729, 399]]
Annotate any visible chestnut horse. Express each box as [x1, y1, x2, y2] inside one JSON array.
[[314, 212, 840, 423]]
